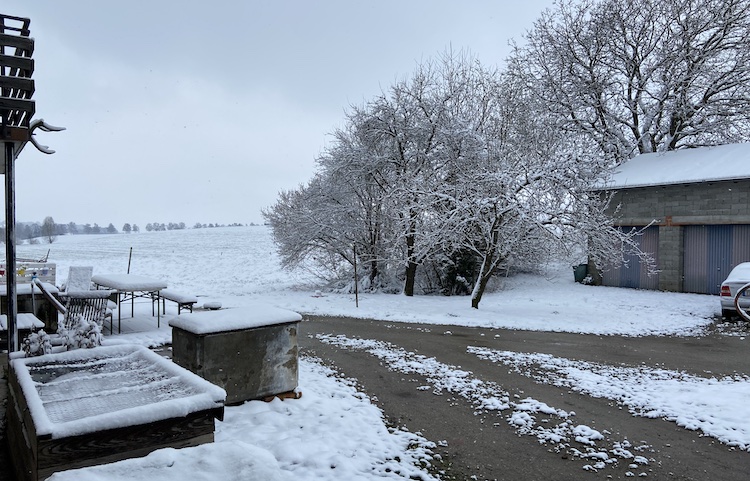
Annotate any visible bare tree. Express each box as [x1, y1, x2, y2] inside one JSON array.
[[356, 52, 504, 296], [41, 216, 56, 244], [510, 0, 750, 161]]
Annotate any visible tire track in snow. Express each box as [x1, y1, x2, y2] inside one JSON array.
[[468, 346, 750, 452], [317, 334, 654, 475]]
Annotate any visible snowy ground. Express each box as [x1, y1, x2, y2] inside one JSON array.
[[12, 226, 744, 480], [48, 356, 438, 481]]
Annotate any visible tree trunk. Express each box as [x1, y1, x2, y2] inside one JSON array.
[[470, 256, 492, 309], [471, 245, 499, 309], [403, 209, 418, 297], [404, 259, 417, 296], [369, 259, 379, 287]]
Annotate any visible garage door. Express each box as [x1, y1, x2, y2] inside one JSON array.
[[601, 225, 659, 290], [683, 225, 750, 295]]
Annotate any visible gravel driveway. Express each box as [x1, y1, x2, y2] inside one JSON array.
[[300, 315, 750, 481]]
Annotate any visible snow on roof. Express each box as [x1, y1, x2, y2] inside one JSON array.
[[169, 305, 302, 334], [601, 143, 750, 190]]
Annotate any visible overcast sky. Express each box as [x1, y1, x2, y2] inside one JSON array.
[[3, 0, 554, 229]]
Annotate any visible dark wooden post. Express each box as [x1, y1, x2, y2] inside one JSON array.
[[4, 141, 17, 351], [1, 14, 34, 353]]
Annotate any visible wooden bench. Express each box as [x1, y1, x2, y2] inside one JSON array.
[[0, 313, 45, 348], [157, 289, 198, 315]]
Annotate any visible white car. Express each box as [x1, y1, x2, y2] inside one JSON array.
[[720, 262, 750, 319]]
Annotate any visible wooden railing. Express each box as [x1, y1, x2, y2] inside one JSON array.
[[0, 262, 55, 284]]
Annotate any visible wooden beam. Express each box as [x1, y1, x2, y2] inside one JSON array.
[[0, 97, 35, 130], [0, 33, 34, 53], [0, 77, 34, 97], [0, 14, 31, 37], [0, 126, 30, 142], [0, 55, 34, 75], [0, 97, 35, 114]]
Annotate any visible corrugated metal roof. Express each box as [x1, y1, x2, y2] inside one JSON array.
[[599, 143, 750, 190]]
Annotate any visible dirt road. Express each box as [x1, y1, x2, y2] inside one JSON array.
[[300, 315, 750, 481]]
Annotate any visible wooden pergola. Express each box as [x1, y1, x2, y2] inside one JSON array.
[[1, 13, 62, 353]]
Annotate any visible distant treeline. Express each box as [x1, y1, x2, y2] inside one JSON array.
[[0, 219, 257, 243]]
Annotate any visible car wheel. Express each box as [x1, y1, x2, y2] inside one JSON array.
[[722, 309, 735, 321]]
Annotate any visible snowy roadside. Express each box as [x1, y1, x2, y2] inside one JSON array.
[[23, 230, 732, 480], [71, 267, 725, 481], [256, 266, 719, 338]]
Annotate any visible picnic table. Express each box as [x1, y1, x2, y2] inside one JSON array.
[[91, 274, 168, 333]]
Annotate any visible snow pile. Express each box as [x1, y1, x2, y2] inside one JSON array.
[[14, 345, 225, 439], [48, 442, 285, 481], [169, 304, 302, 334]]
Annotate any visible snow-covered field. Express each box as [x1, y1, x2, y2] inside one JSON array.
[[17, 225, 719, 337], [12, 226, 742, 480]]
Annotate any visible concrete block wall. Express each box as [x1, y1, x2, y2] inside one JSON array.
[[657, 226, 683, 292], [598, 179, 750, 292], [605, 179, 750, 226]]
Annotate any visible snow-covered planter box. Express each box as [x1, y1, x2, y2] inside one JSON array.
[[6, 344, 225, 481], [169, 306, 302, 405]]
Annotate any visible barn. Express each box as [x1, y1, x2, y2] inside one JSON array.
[[593, 143, 750, 295]]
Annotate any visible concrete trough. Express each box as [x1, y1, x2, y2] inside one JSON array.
[[169, 306, 302, 405]]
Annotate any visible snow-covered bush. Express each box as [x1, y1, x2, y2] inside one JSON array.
[[57, 315, 103, 350], [22, 329, 52, 357], [73, 316, 103, 349]]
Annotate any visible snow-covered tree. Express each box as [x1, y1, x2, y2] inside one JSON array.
[[266, 52, 493, 294], [41, 216, 56, 243], [266, 50, 650, 308], [426, 68, 637, 308], [264, 174, 358, 281], [351, 52, 504, 296], [510, 0, 750, 161]]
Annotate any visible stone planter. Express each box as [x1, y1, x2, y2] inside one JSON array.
[[169, 306, 302, 405]]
